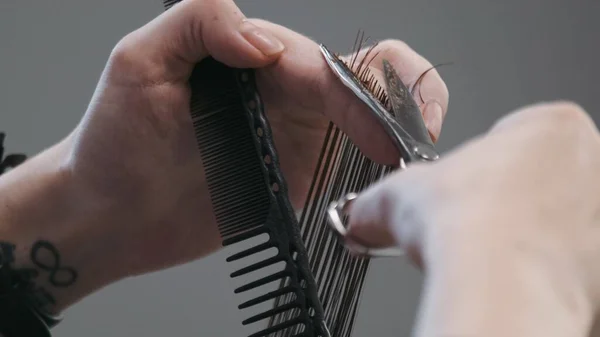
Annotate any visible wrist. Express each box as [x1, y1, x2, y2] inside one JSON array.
[[0, 137, 124, 314]]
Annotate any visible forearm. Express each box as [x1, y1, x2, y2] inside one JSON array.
[[0, 138, 120, 314]]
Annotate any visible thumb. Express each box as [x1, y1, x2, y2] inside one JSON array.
[[344, 165, 431, 266], [110, 0, 285, 83]]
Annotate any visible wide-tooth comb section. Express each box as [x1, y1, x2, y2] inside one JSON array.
[[235, 271, 289, 294], [230, 255, 283, 278], [248, 317, 306, 337], [242, 301, 299, 325], [238, 286, 296, 309], [226, 242, 274, 262]]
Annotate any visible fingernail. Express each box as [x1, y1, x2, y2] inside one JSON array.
[[423, 100, 443, 142], [240, 20, 285, 56]]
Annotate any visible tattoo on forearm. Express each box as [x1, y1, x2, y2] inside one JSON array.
[[31, 241, 78, 287], [0, 239, 77, 311]]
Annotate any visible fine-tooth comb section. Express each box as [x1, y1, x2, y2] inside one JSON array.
[[189, 63, 270, 240]]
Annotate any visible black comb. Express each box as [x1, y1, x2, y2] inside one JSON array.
[[162, 2, 328, 336]]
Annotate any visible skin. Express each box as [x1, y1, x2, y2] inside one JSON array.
[[0, 0, 448, 314]]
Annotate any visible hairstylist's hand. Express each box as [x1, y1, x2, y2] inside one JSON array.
[[0, 0, 449, 313], [346, 101, 600, 337], [66, 0, 449, 273]]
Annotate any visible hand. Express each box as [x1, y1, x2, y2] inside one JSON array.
[[63, 1, 449, 276], [0, 0, 449, 312], [345, 101, 600, 337]]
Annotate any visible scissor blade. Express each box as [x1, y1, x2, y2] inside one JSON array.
[[382, 59, 434, 147]]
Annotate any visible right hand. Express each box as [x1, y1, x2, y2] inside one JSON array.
[[345, 101, 600, 337]]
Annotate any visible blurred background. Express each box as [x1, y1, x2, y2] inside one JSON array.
[[0, 0, 598, 336]]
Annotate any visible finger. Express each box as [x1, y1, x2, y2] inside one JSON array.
[[345, 101, 597, 250], [249, 20, 448, 165], [344, 163, 431, 254], [345, 40, 450, 143], [346, 152, 593, 337], [109, 0, 285, 83]]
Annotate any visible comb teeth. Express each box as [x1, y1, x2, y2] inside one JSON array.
[[227, 242, 274, 262], [188, 60, 272, 242], [230, 255, 283, 278], [239, 286, 296, 309], [234, 270, 289, 294], [183, 55, 325, 337], [243, 301, 299, 325], [249, 317, 306, 337]]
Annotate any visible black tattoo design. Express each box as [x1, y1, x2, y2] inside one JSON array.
[[31, 240, 78, 287], [0, 239, 78, 311]]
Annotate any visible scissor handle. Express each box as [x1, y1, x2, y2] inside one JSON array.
[[326, 192, 404, 258]]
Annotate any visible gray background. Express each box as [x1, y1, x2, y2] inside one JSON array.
[[0, 0, 598, 336]]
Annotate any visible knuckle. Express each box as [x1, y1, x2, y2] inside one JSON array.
[[545, 101, 591, 127], [107, 32, 162, 84], [536, 101, 597, 141], [109, 33, 141, 70]]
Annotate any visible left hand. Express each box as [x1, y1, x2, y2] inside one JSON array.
[[63, 1, 449, 277], [0, 0, 449, 313]]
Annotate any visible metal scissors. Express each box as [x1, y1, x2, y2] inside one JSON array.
[[320, 44, 440, 258]]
